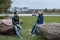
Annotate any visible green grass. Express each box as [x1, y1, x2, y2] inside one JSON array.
[[0, 16, 60, 40], [45, 16, 60, 23]]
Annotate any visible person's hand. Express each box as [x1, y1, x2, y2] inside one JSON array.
[[17, 24, 20, 26]]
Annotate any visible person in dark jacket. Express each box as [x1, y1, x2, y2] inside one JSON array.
[[36, 10, 44, 24], [12, 11, 22, 38], [31, 10, 44, 36]]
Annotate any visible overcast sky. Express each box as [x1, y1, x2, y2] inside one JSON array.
[[11, 0, 60, 9]]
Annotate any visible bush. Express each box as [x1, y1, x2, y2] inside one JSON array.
[[0, 16, 6, 19]]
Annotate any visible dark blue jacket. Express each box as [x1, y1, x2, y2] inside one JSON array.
[[36, 13, 44, 24], [12, 16, 19, 25]]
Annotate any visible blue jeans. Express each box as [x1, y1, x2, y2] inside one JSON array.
[[31, 23, 38, 34], [13, 25, 22, 38]]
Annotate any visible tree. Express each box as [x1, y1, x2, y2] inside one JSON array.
[[0, 0, 11, 13], [44, 8, 48, 13], [13, 7, 19, 12], [44, 8, 48, 14], [52, 8, 58, 13]]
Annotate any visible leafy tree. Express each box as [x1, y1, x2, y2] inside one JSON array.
[[0, 0, 11, 13], [44, 8, 48, 13]]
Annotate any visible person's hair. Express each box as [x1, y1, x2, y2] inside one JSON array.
[[14, 11, 17, 14], [37, 10, 43, 13]]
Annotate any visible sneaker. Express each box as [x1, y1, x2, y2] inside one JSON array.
[[31, 34, 36, 37], [18, 37, 23, 39]]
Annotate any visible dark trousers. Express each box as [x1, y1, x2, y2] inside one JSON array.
[[31, 23, 38, 34]]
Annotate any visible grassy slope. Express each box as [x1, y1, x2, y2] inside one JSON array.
[[0, 16, 60, 40]]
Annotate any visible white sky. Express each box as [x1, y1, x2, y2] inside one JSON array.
[[11, 0, 60, 9]]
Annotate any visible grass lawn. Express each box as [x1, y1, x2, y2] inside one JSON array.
[[0, 16, 60, 40]]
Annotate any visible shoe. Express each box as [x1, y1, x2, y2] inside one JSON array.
[[31, 34, 36, 37], [18, 37, 23, 39]]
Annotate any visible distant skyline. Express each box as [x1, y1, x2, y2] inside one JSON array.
[[11, 0, 60, 9]]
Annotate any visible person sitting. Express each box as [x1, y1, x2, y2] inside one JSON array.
[[12, 11, 22, 38], [31, 10, 44, 36]]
